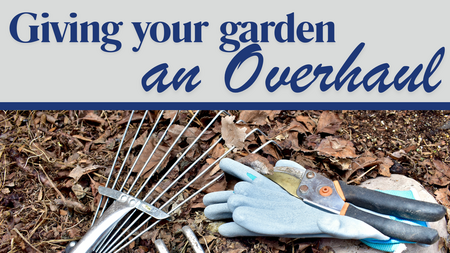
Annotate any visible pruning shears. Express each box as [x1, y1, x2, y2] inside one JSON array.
[[265, 165, 446, 245]]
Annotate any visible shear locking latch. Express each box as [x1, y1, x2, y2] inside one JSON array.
[[98, 186, 170, 220]]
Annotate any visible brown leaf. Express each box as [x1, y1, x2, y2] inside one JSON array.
[[305, 134, 322, 150], [295, 115, 316, 133], [30, 142, 56, 161], [93, 129, 111, 144], [433, 160, 450, 178], [167, 125, 200, 144], [389, 149, 407, 160], [73, 135, 92, 142], [316, 136, 357, 158], [116, 112, 146, 125], [131, 137, 170, 176], [378, 157, 393, 177], [427, 170, 450, 186], [238, 111, 268, 125], [211, 143, 226, 159], [80, 112, 105, 125], [435, 188, 450, 207], [316, 111, 342, 134], [163, 110, 177, 119], [238, 153, 274, 175], [284, 120, 309, 134], [263, 110, 281, 121], [221, 115, 247, 152], [191, 162, 226, 193], [278, 132, 301, 151], [69, 164, 102, 182]]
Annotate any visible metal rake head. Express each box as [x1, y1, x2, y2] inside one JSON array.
[[68, 110, 278, 253]]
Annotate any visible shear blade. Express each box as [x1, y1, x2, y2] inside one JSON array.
[[265, 168, 304, 198]]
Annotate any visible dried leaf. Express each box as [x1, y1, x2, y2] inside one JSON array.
[[238, 153, 274, 175], [263, 110, 281, 121], [316, 136, 357, 158], [378, 157, 393, 177], [80, 112, 105, 125], [191, 162, 226, 193], [93, 129, 111, 144], [433, 160, 450, 178], [71, 184, 85, 199], [295, 115, 316, 133], [73, 135, 92, 142], [389, 150, 407, 160], [284, 120, 309, 134], [131, 137, 170, 175], [316, 111, 342, 134], [69, 164, 102, 182], [221, 116, 247, 152], [163, 110, 177, 120], [116, 112, 146, 125], [211, 143, 226, 159], [435, 188, 450, 207], [427, 170, 450, 186], [278, 132, 301, 151], [238, 111, 268, 125]]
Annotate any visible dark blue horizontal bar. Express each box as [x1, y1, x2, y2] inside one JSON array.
[[0, 102, 450, 110]]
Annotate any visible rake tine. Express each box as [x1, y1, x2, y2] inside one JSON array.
[[92, 110, 135, 225], [132, 110, 200, 197], [117, 110, 165, 192], [150, 136, 224, 205], [145, 110, 230, 201], [154, 239, 170, 253], [125, 110, 180, 196], [101, 147, 231, 253], [75, 111, 274, 253], [252, 139, 282, 153], [109, 111, 149, 191], [105, 126, 271, 253], [106, 173, 225, 253], [95, 110, 179, 252], [111, 137, 279, 253], [96, 136, 226, 253], [96, 111, 224, 253]]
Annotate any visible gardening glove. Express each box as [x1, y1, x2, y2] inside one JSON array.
[[203, 158, 390, 241]]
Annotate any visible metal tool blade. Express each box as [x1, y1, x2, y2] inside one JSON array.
[[265, 166, 305, 198], [267, 166, 345, 214]]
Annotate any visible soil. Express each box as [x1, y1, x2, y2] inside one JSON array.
[[0, 110, 449, 253]]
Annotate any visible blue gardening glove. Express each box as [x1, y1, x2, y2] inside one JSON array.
[[203, 158, 389, 241]]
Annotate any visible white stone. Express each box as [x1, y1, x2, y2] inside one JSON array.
[[319, 174, 448, 253]]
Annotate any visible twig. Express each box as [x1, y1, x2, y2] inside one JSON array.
[[12, 228, 43, 253], [54, 199, 89, 213], [348, 165, 378, 184], [28, 202, 48, 239], [39, 164, 66, 202], [201, 234, 211, 253]]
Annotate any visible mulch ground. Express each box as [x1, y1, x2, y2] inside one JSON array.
[[1, 110, 449, 253]]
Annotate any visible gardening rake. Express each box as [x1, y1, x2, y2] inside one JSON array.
[[68, 110, 277, 253]]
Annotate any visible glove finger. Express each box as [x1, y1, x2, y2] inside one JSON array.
[[220, 158, 282, 191], [232, 206, 320, 235], [218, 222, 267, 237], [227, 192, 299, 212], [317, 215, 389, 241], [204, 203, 232, 220], [275, 159, 307, 170], [232, 205, 389, 240], [232, 182, 298, 202], [203, 191, 233, 206]]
